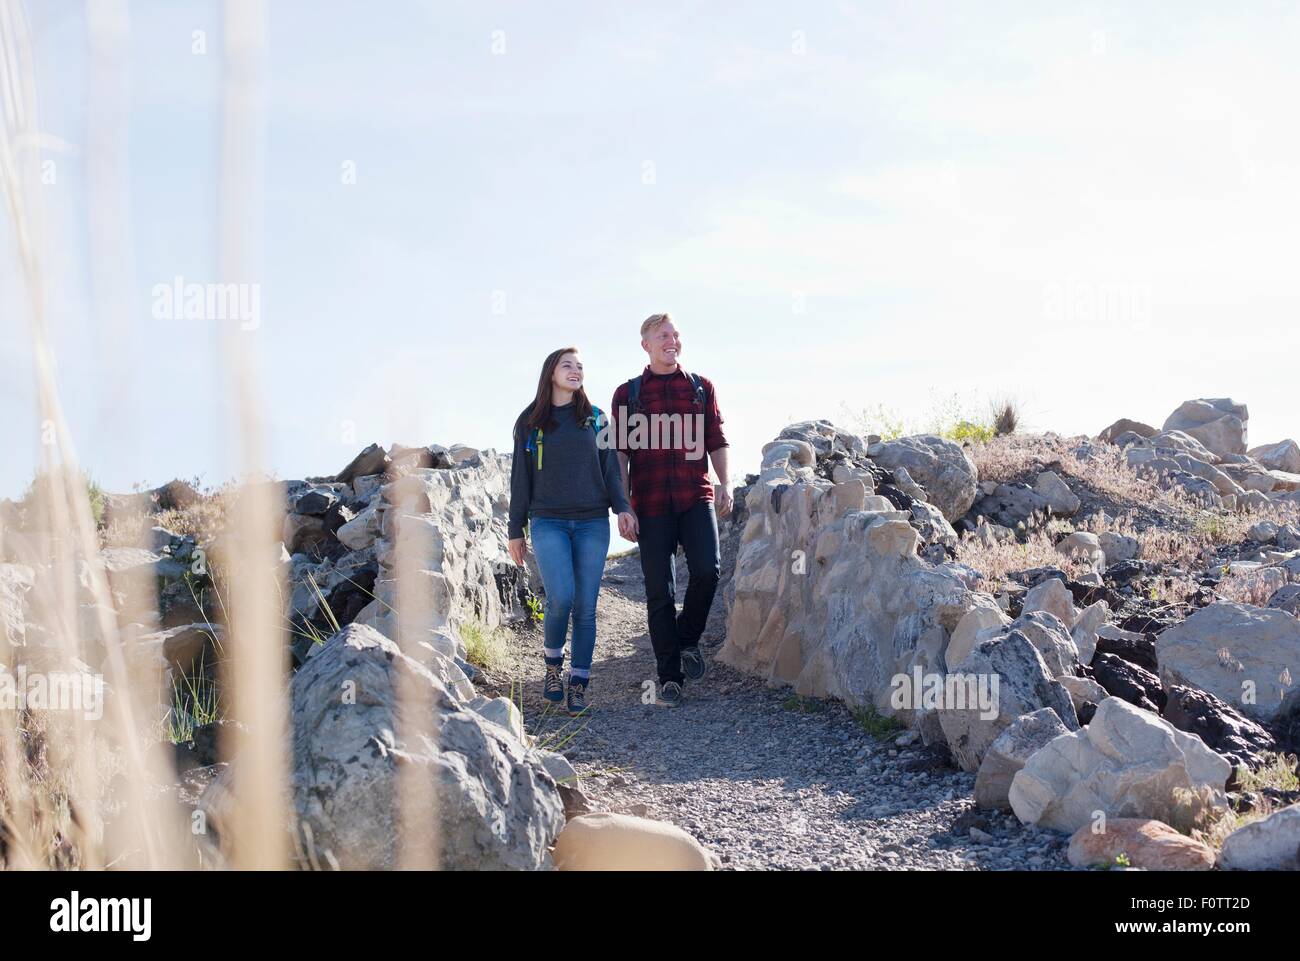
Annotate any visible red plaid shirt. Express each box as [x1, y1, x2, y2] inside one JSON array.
[[610, 366, 728, 519]]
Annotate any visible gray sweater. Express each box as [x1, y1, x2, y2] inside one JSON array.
[[509, 402, 630, 539]]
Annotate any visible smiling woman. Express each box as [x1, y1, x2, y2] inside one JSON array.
[[508, 346, 634, 717]]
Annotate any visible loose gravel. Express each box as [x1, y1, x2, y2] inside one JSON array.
[[511, 551, 1074, 871]]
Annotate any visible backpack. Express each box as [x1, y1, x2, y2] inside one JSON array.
[[626, 371, 707, 416], [524, 406, 606, 470]]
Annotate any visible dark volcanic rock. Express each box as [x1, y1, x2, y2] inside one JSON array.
[[1092, 652, 1165, 714], [1162, 685, 1277, 770], [1094, 631, 1158, 673]]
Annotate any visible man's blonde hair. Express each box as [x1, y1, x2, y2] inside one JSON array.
[[640, 312, 674, 339]]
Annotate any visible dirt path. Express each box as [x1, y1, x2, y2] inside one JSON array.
[[514, 552, 1073, 871]]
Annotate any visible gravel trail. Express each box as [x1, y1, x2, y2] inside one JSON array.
[[514, 551, 1071, 870]]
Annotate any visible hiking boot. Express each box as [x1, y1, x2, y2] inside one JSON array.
[[660, 680, 683, 707], [566, 679, 590, 717], [543, 664, 565, 704], [680, 645, 707, 682]]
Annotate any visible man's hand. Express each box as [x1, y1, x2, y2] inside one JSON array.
[[617, 511, 639, 542], [508, 537, 527, 567], [715, 485, 733, 519]]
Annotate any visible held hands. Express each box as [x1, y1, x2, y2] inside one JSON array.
[[508, 537, 527, 567], [715, 485, 733, 519], [617, 511, 639, 542]]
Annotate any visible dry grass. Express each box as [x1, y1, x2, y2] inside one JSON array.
[[954, 529, 1091, 590]]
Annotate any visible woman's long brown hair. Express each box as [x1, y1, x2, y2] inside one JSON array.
[[523, 347, 593, 434]]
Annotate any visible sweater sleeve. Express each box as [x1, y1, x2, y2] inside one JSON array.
[[600, 445, 631, 516], [508, 415, 531, 539]]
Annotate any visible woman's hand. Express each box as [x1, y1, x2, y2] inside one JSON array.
[[508, 537, 527, 567], [617, 511, 639, 542]]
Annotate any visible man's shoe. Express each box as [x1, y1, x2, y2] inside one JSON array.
[[543, 664, 565, 704], [566, 679, 590, 717], [660, 681, 683, 707], [681, 646, 707, 682]]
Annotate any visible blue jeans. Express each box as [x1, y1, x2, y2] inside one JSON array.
[[529, 516, 610, 678]]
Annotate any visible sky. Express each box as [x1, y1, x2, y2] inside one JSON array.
[[3, 0, 1300, 501]]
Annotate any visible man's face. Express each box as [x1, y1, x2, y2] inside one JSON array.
[[642, 319, 681, 368]]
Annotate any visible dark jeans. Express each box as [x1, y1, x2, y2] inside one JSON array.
[[638, 500, 721, 685]]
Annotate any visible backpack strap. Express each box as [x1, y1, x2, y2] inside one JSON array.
[[688, 372, 707, 408], [626, 376, 643, 416]]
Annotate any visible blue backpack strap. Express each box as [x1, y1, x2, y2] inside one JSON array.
[[627, 376, 643, 415], [588, 406, 606, 431]]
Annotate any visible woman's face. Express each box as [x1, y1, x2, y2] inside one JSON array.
[[552, 352, 583, 393]]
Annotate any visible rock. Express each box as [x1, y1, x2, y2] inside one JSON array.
[[1035, 471, 1081, 516], [1022, 577, 1078, 631], [909, 500, 958, 552], [284, 623, 564, 870], [1218, 803, 1300, 870], [1249, 520, 1279, 544], [1156, 602, 1300, 723], [1278, 525, 1300, 553], [468, 694, 524, 741], [1162, 685, 1276, 771], [1067, 818, 1214, 871], [944, 602, 1009, 671], [1003, 610, 1080, 678], [283, 512, 331, 557], [969, 482, 1051, 530], [1093, 651, 1165, 713], [1009, 697, 1232, 833], [1071, 600, 1109, 665], [1098, 531, 1139, 565], [1248, 440, 1300, 474], [1098, 419, 1157, 443], [1059, 674, 1108, 711], [938, 632, 1078, 772], [1057, 531, 1103, 569], [336, 503, 379, 551], [1267, 584, 1300, 617], [335, 443, 391, 485], [551, 812, 713, 871], [0, 563, 34, 647], [974, 708, 1071, 811], [865, 434, 979, 522], [1161, 398, 1248, 459], [724, 425, 978, 725], [293, 487, 340, 516]]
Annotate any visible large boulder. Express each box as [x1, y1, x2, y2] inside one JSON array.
[[1008, 697, 1232, 833], [1161, 684, 1276, 771], [1156, 602, 1300, 724], [1067, 818, 1214, 871], [1218, 804, 1300, 870], [1098, 418, 1157, 444], [287, 624, 564, 870], [723, 425, 978, 725], [1161, 398, 1248, 459], [551, 813, 714, 870], [865, 434, 978, 521], [937, 632, 1079, 772], [1248, 439, 1300, 474], [974, 708, 1071, 811]]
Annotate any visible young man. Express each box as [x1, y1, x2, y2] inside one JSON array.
[[610, 313, 731, 707]]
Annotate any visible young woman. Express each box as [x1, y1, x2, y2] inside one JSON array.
[[508, 347, 633, 716]]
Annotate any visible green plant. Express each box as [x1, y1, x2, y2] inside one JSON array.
[[852, 703, 904, 739], [782, 693, 823, 713], [461, 619, 512, 671], [524, 595, 544, 624], [162, 663, 222, 745], [1112, 852, 1131, 868]]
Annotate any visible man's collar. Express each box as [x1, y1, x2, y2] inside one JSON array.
[[643, 363, 686, 379]]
